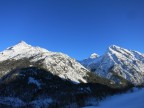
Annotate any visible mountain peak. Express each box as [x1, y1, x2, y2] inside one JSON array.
[[19, 40, 27, 44], [109, 45, 121, 49], [5, 41, 30, 51], [7, 41, 32, 51], [16, 41, 30, 47], [108, 45, 123, 53], [90, 53, 99, 59]]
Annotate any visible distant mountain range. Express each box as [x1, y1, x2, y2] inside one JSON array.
[[80, 45, 144, 86], [0, 41, 143, 107]]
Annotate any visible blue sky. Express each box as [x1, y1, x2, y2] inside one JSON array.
[[0, 0, 144, 60]]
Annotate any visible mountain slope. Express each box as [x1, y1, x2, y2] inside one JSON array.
[[0, 41, 89, 83], [80, 45, 144, 86], [0, 67, 126, 108]]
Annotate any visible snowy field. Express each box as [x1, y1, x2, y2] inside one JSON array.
[[84, 88, 144, 108]]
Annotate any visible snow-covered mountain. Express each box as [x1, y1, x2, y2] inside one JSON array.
[[0, 41, 89, 83], [80, 45, 144, 86], [0, 42, 142, 107]]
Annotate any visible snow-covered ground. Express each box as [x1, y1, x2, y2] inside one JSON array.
[[84, 88, 144, 108]]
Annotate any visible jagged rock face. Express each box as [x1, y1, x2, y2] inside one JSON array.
[[80, 45, 144, 86], [0, 41, 89, 83]]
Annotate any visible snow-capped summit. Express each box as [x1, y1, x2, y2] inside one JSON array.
[[0, 41, 49, 61], [17, 40, 30, 46], [79, 53, 101, 72], [90, 53, 99, 59], [7, 41, 31, 50], [80, 45, 144, 85], [0, 41, 90, 83], [109, 45, 121, 49]]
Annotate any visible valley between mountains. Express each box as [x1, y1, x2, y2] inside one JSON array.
[[0, 41, 143, 108]]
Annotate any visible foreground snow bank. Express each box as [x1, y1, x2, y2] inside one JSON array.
[[84, 88, 144, 108]]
